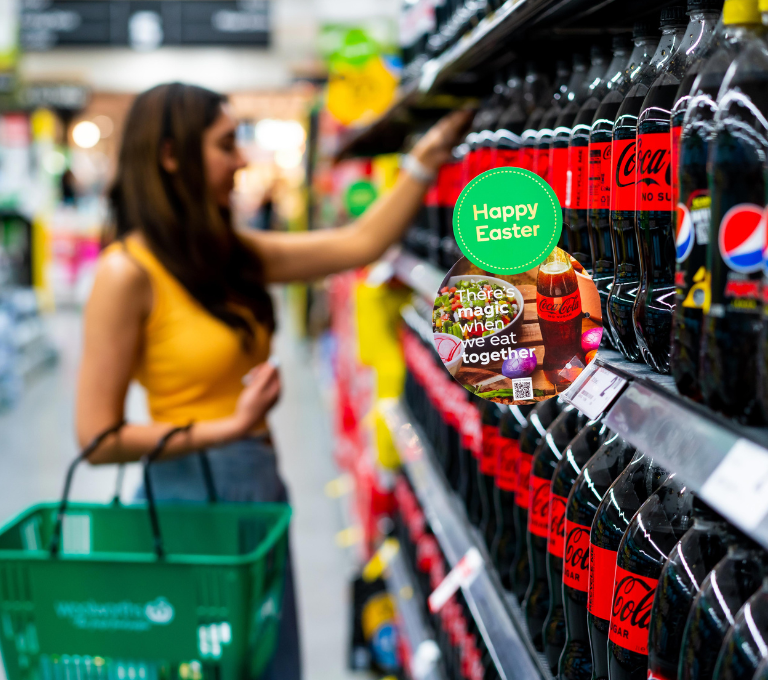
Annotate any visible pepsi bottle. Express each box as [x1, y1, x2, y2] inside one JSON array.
[[492, 404, 532, 591], [647, 499, 733, 680], [633, 0, 722, 374], [608, 6, 689, 362], [712, 579, 768, 680], [679, 540, 768, 680], [700, 0, 768, 424], [568, 36, 632, 277], [542, 416, 612, 669], [589, 452, 671, 680], [511, 397, 566, 601], [559, 434, 637, 680], [607, 476, 694, 680], [590, 22, 660, 349], [670, 12, 733, 400], [525, 405, 589, 651]]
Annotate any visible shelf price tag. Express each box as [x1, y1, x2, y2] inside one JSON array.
[[568, 365, 627, 419], [700, 439, 768, 531], [428, 547, 483, 613]]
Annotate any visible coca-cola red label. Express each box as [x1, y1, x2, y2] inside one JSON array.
[[477, 147, 494, 175], [515, 452, 533, 508], [611, 138, 637, 212], [480, 425, 498, 476], [588, 543, 617, 620], [608, 566, 658, 655], [495, 438, 519, 492], [461, 150, 477, 187], [536, 289, 582, 322], [563, 519, 590, 591], [519, 147, 535, 172], [439, 162, 464, 206], [528, 474, 551, 538], [548, 493, 567, 557], [550, 147, 569, 205], [636, 132, 672, 212], [671, 125, 682, 213], [425, 182, 439, 206], [494, 148, 519, 168], [567, 146, 589, 210], [589, 141, 611, 210], [534, 146, 549, 179]]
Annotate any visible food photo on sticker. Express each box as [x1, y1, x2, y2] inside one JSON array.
[[431, 249, 602, 405]]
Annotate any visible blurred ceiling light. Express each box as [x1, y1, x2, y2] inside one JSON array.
[[92, 115, 114, 139], [129, 11, 163, 51], [254, 119, 306, 151], [43, 150, 67, 175], [275, 148, 303, 170], [72, 121, 100, 149]]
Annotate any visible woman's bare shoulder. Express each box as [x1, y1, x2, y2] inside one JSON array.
[[91, 244, 152, 314]]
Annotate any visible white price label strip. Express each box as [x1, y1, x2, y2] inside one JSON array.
[[569, 366, 627, 419], [428, 547, 483, 614], [563, 359, 600, 403], [701, 439, 768, 531]]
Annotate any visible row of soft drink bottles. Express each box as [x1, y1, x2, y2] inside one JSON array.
[[401, 324, 768, 680], [403, 0, 768, 424]]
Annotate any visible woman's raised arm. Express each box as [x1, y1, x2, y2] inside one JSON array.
[[247, 110, 472, 283]]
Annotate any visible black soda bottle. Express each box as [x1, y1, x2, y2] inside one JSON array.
[[590, 24, 660, 349], [568, 37, 632, 276], [493, 66, 526, 170], [608, 6, 689, 362], [552, 46, 607, 261], [633, 0, 722, 373], [647, 499, 733, 680], [535, 58, 576, 184], [521, 61, 564, 173], [670, 12, 734, 400], [679, 539, 768, 680], [559, 434, 637, 680], [511, 397, 566, 600], [589, 452, 671, 680], [700, 0, 768, 424], [466, 395, 483, 526], [607, 477, 694, 680], [439, 147, 466, 269], [492, 404, 532, 591], [525, 405, 589, 651], [542, 416, 612, 669], [712, 579, 768, 680], [479, 401, 502, 549], [474, 73, 510, 177]]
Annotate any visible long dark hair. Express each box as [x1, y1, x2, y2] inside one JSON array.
[[109, 82, 275, 342]]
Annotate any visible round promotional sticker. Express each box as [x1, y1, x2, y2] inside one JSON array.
[[453, 168, 562, 274], [431, 249, 603, 404]]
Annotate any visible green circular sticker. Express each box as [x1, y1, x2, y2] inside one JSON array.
[[344, 180, 378, 217], [453, 168, 562, 274]]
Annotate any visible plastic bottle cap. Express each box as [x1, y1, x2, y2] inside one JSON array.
[[723, 0, 762, 23], [633, 20, 659, 39], [687, 0, 727, 11], [758, 0, 768, 13], [660, 3, 689, 26]]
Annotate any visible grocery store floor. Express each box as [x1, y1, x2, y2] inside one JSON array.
[[0, 296, 361, 680]]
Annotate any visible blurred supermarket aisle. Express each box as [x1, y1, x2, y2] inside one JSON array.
[[0, 300, 359, 680]]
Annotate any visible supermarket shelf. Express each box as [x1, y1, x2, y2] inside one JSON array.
[[381, 399, 549, 680], [385, 549, 447, 680], [391, 249, 447, 304]]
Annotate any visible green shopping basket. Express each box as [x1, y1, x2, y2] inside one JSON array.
[[0, 423, 292, 680]]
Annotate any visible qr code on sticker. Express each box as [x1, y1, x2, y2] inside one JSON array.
[[511, 378, 533, 401]]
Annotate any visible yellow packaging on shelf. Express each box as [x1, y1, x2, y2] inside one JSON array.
[[724, 0, 761, 24]]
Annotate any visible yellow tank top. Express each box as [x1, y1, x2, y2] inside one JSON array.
[[106, 236, 271, 427]]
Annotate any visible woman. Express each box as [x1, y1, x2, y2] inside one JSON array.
[[76, 82, 468, 679]]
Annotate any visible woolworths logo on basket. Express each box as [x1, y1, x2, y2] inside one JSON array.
[[54, 597, 175, 631]]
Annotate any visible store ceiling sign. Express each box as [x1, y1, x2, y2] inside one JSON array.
[[20, 0, 271, 50]]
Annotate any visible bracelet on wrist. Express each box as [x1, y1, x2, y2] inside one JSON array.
[[401, 154, 437, 184]]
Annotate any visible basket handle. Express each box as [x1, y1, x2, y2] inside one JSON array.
[[50, 420, 126, 556]]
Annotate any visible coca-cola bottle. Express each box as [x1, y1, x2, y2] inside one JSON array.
[[712, 579, 768, 680], [465, 395, 483, 526], [525, 405, 590, 651], [534, 59, 575, 183], [493, 67, 526, 170], [590, 23, 660, 348], [647, 499, 733, 680], [542, 416, 612, 669], [607, 476, 694, 680], [608, 6, 689, 361], [478, 401, 502, 549], [552, 46, 607, 242], [440, 147, 467, 269], [633, 0, 722, 374], [670, 11, 733, 400], [492, 404, 532, 591], [559, 434, 637, 680], [589, 452, 671, 680], [511, 397, 566, 600], [569, 37, 632, 276], [474, 73, 510, 177], [521, 62, 563, 172], [537, 247, 584, 384], [701, 0, 768, 424], [679, 540, 768, 680]]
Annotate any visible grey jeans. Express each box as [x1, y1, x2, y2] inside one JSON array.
[[136, 436, 302, 680]]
